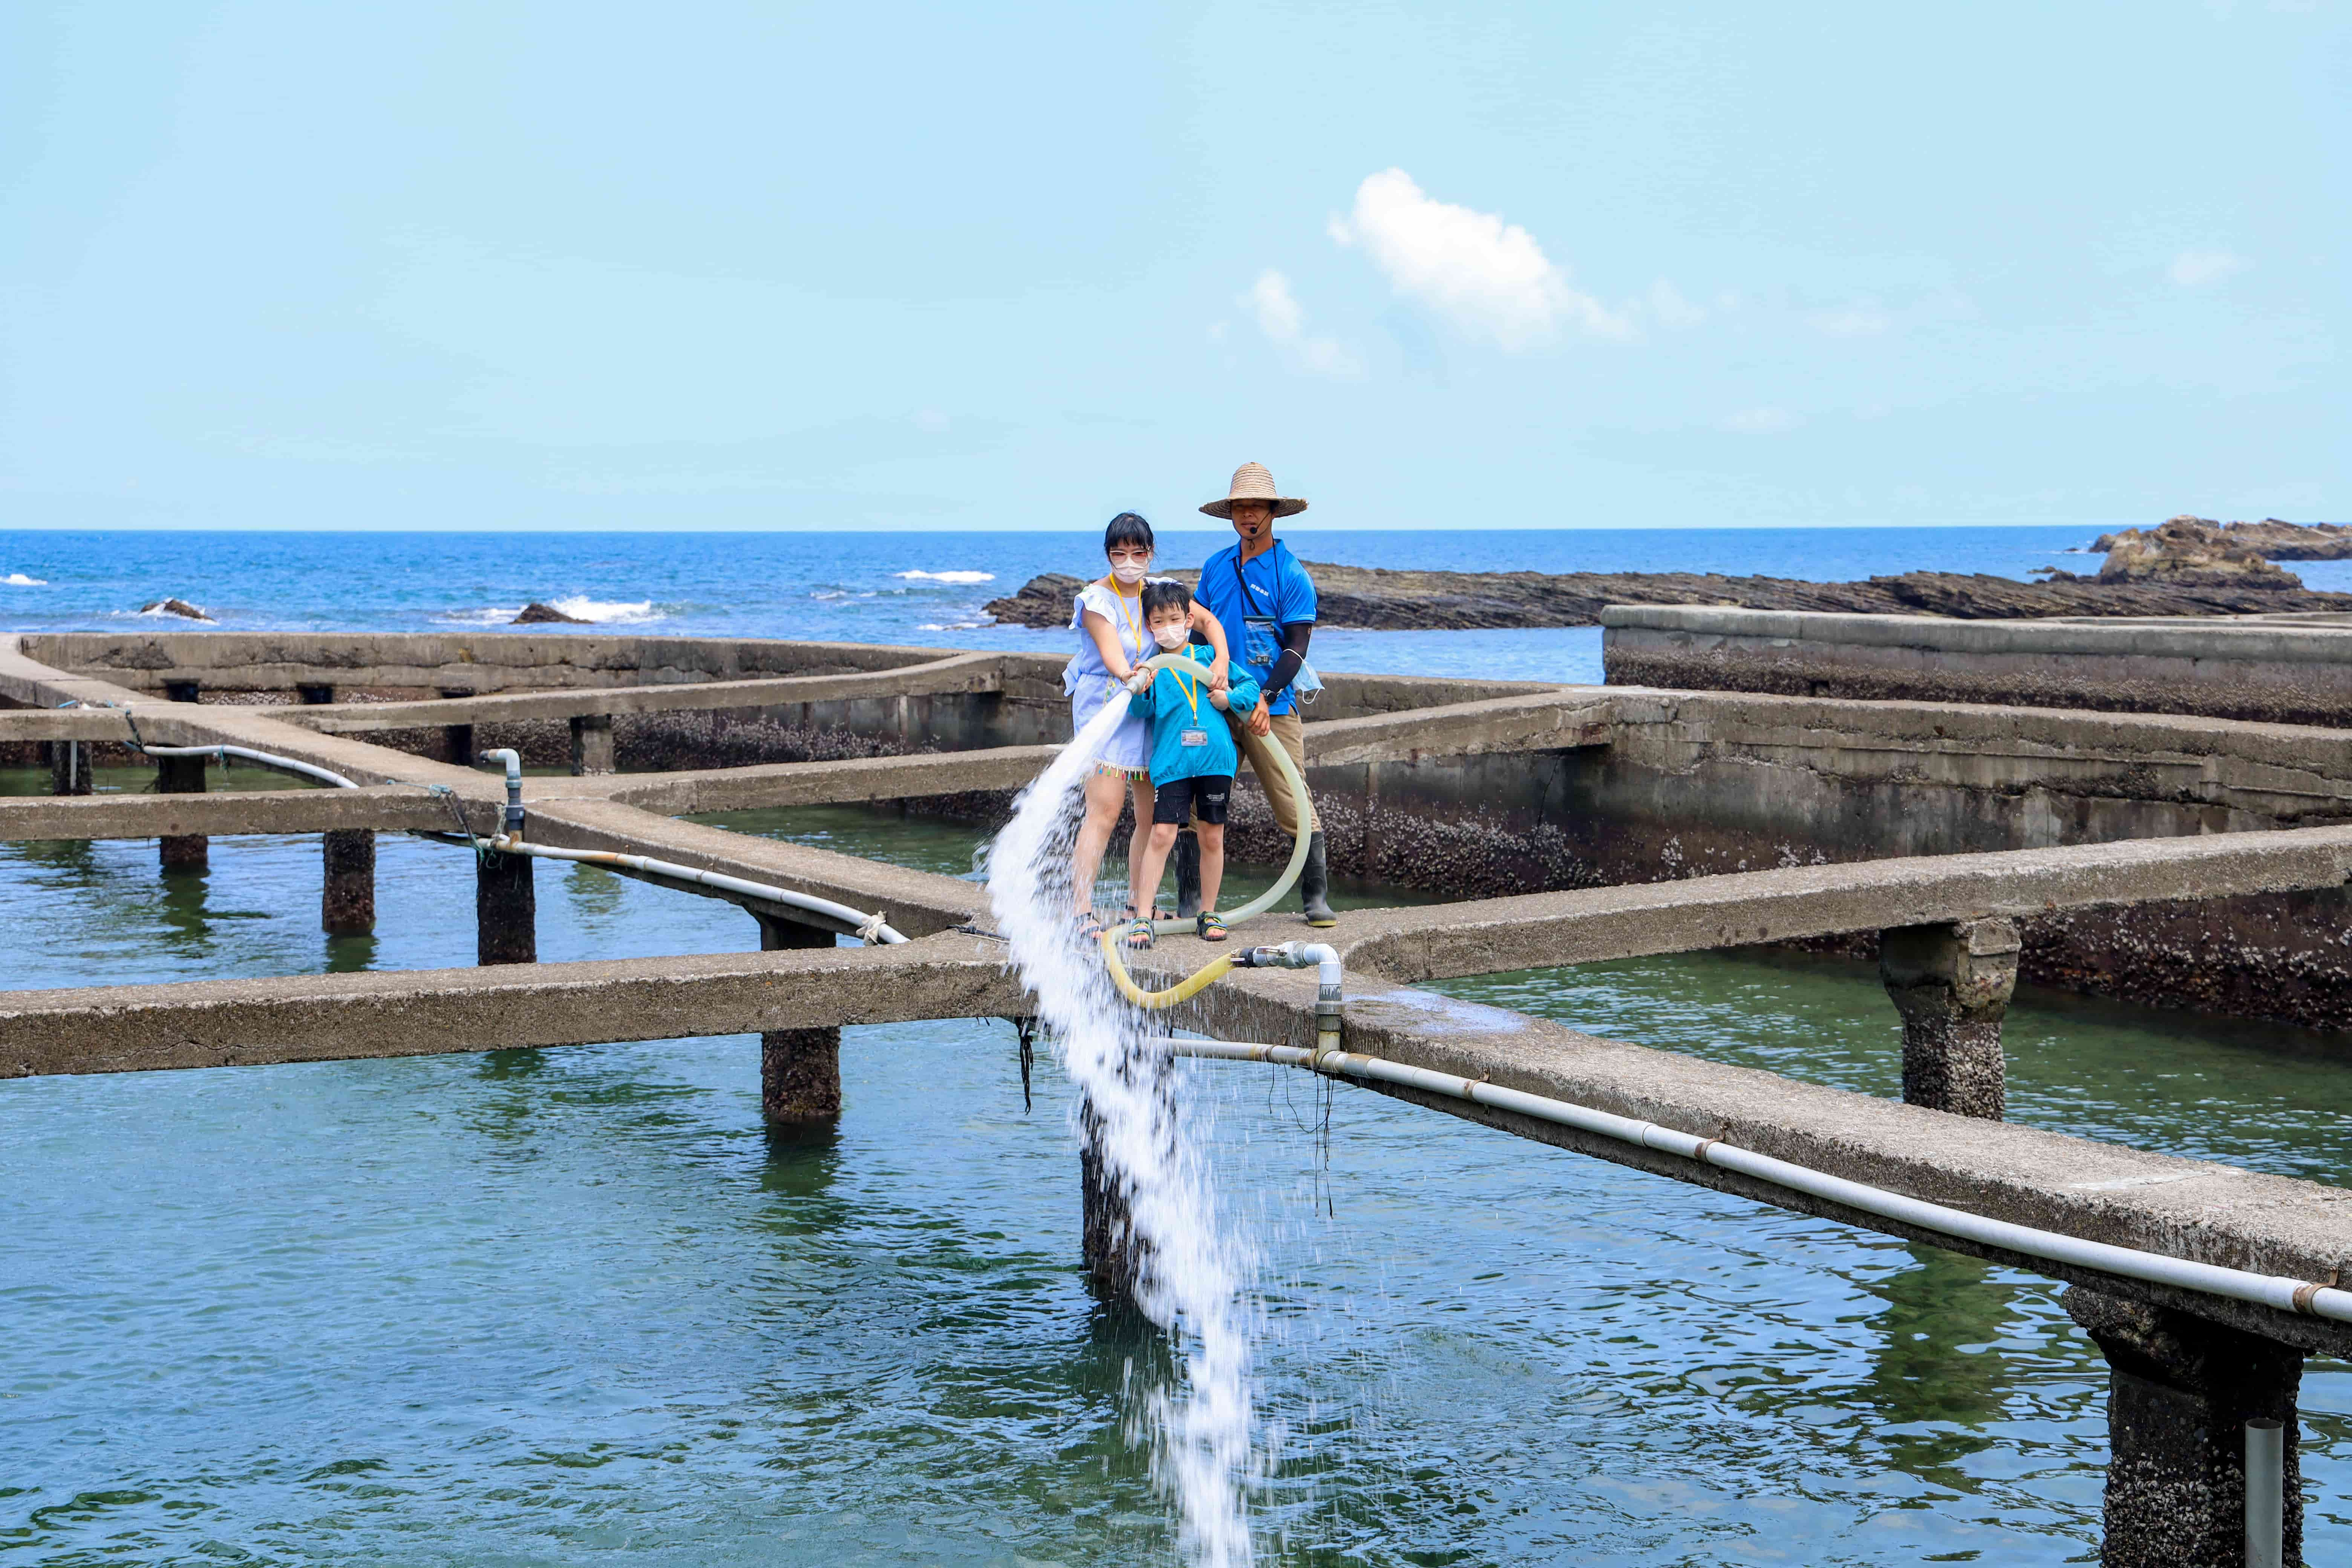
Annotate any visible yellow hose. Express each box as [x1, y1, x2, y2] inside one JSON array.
[[1093, 651, 1318, 1009], [1098, 931, 1237, 1008]]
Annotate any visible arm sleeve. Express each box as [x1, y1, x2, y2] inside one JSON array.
[[1227, 669, 1261, 713], [1127, 678, 1154, 719], [1261, 622, 1313, 700]]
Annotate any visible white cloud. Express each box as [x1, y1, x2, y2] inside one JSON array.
[[2169, 248, 2252, 288], [1721, 407, 1804, 435], [1806, 299, 1893, 337], [1242, 271, 1361, 377], [1247, 269, 1305, 340], [1647, 279, 1707, 330], [1330, 168, 1633, 349]]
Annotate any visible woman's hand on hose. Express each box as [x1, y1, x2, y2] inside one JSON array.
[[1124, 669, 1152, 695], [1244, 697, 1272, 737]]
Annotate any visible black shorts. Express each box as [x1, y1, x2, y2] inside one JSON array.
[[1153, 774, 1231, 825]]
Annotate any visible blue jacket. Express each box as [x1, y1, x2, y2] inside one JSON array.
[[1194, 539, 1318, 717], [1127, 645, 1260, 783]]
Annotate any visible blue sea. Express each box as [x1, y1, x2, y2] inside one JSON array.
[[10, 524, 2319, 685]]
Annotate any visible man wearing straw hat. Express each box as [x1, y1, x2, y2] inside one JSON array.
[[1178, 461, 1335, 927]]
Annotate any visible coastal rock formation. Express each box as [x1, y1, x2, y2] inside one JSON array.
[[512, 601, 588, 624], [139, 597, 214, 622], [2085, 516, 2302, 588], [982, 563, 2352, 631], [2090, 516, 2352, 560]]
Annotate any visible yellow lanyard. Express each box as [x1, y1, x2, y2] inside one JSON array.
[[1171, 662, 1202, 719]]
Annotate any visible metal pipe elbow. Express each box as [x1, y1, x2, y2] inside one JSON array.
[[477, 749, 525, 836]]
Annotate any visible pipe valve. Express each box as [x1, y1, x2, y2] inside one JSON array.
[[477, 749, 525, 839]]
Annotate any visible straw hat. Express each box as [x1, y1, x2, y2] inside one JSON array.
[[1199, 462, 1308, 519]]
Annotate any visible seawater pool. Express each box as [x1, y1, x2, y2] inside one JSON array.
[[6, 786, 2352, 1564]]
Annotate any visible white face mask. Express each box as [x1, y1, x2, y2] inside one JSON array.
[[1109, 558, 1148, 586], [1152, 623, 1189, 651]]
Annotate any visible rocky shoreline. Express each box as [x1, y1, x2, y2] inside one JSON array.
[[983, 564, 2352, 631], [984, 515, 2352, 632], [2092, 517, 2352, 560]]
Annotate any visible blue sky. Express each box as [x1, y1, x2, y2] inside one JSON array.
[[2, 2, 2343, 531]]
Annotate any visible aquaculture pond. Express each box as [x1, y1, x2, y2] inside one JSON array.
[[5, 785, 2350, 1565]]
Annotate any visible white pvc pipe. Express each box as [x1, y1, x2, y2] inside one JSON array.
[[1175, 1037, 2352, 1326], [135, 743, 358, 791], [2247, 1419, 2285, 1568], [476, 833, 908, 945]]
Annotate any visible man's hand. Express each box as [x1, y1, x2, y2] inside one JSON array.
[[1245, 697, 1272, 737], [1207, 653, 1230, 692]]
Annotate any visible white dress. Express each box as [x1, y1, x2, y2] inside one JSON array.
[[1064, 577, 1166, 775]]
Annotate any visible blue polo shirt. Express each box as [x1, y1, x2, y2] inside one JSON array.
[[1195, 539, 1318, 717]]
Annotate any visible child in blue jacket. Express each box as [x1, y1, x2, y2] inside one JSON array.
[[1119, 580, 1260, 948]]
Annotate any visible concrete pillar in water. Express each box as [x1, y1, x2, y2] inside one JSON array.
[[755, 914, 841, 1122], [475, 845, 535, 965], [439, 688, 473, 767], [1878, 916, 2018, 1119], [321, 829, 375, 934], [2067, 1288, 2305, 1566], [296, 683, 334, 705], [47, 741, 92, 796], [1080, 1100, 1145, 1303], [156, 753, 208, 870], [569, 712, 616, 776]]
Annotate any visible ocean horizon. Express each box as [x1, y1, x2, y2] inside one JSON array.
[[9, 524, 2347, 686]]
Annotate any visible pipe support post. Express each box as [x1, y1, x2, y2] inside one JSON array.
[[1880, 917, 2018, 1120], [756, 911, 842, 1123], [475, 845, 536, 965], [156, 752, 208, 870], [2068, 1288, 2305, 1567], [321, 828, 376, 935]]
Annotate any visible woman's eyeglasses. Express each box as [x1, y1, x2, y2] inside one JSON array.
[[1106, 549, 1152, 564]]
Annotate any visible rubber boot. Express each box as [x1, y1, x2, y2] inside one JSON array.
[[1173, 828, 1202, 920], [1300, 830, 1337, 927]]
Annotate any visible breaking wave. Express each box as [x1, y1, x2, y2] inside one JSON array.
[[3, 572, 46, 586], [544, 595, 660, 623], [894, 569, 995, 584], [432, 596, 666, 626]]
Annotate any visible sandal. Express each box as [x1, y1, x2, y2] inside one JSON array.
[[1123, 917, 1155, 951], [1196, 912, 1229, 943], [1075, 911, 1105, 943]]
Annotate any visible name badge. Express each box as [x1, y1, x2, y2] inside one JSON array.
[[1179, 728, 1210, 748]]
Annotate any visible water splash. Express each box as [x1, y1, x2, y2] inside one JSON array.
[[985, 698, 1259, 1566]]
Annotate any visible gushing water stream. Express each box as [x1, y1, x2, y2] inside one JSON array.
[[985, 700, 1260, 1566]]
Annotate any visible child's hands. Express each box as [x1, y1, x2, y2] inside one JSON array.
[[1210, 689, 1231, 711]]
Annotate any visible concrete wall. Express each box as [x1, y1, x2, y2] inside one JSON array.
[[1603, 604, 2352, 727], [1553, 690, 2352, 1029], [20, 631, 953, 694], [31, 625, 2352, 1028]]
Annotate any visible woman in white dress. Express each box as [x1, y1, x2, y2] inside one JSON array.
[[1066, 511, 1229, 931]]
